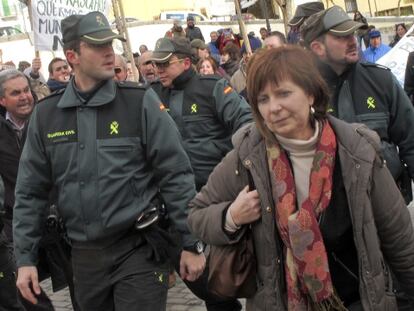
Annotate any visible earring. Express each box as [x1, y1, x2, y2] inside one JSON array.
[[310, 106, 315, 115]]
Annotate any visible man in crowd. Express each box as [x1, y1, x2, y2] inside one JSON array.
[[207, 30, 220, 63], [138, 51, 158, 85], [264, 31, 287, 49], [302, 8, 414, 308], [190, 39, 210, 64], [363, 29, 391, 63], [0, 69, 55, 310], [46, 57, 71, 92], [114, 54, 129, 81], [185, 15, 204, 42], [13, 11, 205, 311], [150, 36, 252, 311]]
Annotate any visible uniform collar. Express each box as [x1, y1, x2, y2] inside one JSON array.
[[172, 68, 196, 90], [57, 78, 116, 108]]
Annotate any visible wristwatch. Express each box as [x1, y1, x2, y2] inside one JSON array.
[[184, 241, 204, 254]]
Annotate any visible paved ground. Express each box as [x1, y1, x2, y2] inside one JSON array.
[[41, 275, 246, 311]]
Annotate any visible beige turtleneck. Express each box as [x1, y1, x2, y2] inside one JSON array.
[[225, 122, 320, 233], [275, 121, 320, 207]]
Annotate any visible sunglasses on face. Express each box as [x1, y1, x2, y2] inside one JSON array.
[[154, 59, 183, 69]]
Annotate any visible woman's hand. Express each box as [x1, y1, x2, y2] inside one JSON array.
[[229, 185, 261, 225]]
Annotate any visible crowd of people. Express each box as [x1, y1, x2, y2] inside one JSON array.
[[1, 2, 414, 311]]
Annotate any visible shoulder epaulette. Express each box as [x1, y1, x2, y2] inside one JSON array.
[[199, 75, 221, 81], [38, 88, 65, 104], [116, 80, 147, 90], [360, 62, 390, 71]]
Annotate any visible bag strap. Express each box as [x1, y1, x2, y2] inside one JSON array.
[[247, 170, 255, 191]]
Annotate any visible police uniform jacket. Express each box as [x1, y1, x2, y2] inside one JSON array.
[[151, 69, 252, 189], [13, 79, 197, 267], [319, 61, 414, 180]]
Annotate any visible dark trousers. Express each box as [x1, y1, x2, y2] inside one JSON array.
[[71, 232, 169, 311], [0, 243, 54, 311]]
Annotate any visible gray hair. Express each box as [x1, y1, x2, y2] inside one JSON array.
[[115, 54, 128, 70], [0, 69, 27, 98]]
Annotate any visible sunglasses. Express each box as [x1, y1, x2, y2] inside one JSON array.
[[114, 67, 122, 74], [154, 59, 183, 69]]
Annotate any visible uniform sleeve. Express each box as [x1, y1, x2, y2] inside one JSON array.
[[188, 150, 246, 245], [212, 78, 253, 133], [13, 106, 52, 267], [370, 155, 414, 298], [387, 73, 414, 178], [404, 52, 414, 98], [141, 88, 198, 248]]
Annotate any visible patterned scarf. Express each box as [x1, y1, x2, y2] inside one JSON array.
[[267, 121, 347, 310]]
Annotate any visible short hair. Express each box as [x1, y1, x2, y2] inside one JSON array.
[[222, 42, 241, 61], [246, 45, 329, 141], [268, 31, 287, 44], [0, 69, 28, 98], [115, 54, 128, 70], [196, 56, 218, 73], [63, 39, 81, 54], [48, 57, 66, 74]]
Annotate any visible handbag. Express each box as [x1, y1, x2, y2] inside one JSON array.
[[207, 171, 257, 299]]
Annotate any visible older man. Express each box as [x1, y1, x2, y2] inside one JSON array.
[[0, 69, 55, 310], [114, 54, 129, 81], [138, 51, 158, 85]]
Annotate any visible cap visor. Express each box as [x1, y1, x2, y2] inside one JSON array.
[[149, 52, 173, 63], [288, 16, 304, 27], [328, 21, 365, 36], [81, 30, 126, 44]]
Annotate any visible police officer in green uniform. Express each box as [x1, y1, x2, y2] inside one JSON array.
[[150, 37, 252, 191], [302, 6, 414, 310], [150, 37, 252, 311], [13, 11, 205, 311]]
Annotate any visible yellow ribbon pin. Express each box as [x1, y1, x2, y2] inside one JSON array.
[[367, 97, 376, 109], [191, 104, 198, 114], [110, 121, 119, 135]]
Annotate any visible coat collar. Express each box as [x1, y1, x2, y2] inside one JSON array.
[[234, 116, 379, 166], [57, 78, 116, 108]]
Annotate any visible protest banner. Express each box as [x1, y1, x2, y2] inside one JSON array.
[[377, 23, 414, 87], [31, 0, 111, 51]]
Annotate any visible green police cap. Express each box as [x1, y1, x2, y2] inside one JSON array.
[[61, 11, 125, 44], [150, 37, 192, 63], [301, 6, 364, 46]]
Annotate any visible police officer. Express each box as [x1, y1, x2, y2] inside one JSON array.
[[150, 37, 252, 311], [150, 37, 252, 191], [13, 11, 205, 311], [302, 6, 414, 309]]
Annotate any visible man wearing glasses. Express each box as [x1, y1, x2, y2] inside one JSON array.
[[46, 57, 71, 92], [150, 37, 252, 311], [13, 11, 205, 311]]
